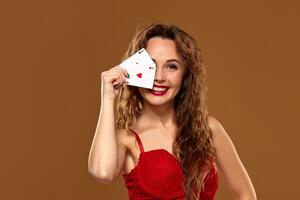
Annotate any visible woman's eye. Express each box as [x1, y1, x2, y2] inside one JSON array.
[[167, 64, 178, 69]]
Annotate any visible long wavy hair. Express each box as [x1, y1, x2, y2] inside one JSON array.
[[115, 22, 217, 200]]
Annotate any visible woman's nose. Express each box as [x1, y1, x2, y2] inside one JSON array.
[[154, 67, 165, 82]]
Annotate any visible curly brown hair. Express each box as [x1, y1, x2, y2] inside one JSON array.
[[115, 22, 217, 200]]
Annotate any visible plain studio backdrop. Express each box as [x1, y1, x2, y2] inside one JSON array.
[[1, 0, 299, 199]]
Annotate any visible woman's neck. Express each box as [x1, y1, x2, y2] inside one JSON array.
[[138, 101, 177, 130]]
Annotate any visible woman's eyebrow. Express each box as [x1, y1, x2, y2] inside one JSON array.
[[151, 58, 182, 65], [167, 59, 182, 65]]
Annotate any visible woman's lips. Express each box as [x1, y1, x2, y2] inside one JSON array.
[[153, 84, 169, 88], [150, 88, 168, 96]]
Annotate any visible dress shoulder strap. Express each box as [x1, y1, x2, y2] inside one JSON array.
[[128, 128, 145, 153]]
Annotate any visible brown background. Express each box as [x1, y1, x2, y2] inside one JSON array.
[[1, 0, 299, 199]]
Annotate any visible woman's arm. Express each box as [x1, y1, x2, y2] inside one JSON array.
[[88, 98, 127, 183], [208, 116, 257, 200]]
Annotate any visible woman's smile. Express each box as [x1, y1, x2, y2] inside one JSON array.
[[149, 88, 169, 96]]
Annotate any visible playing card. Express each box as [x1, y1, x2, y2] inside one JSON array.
[[119, 48, 156, 89]]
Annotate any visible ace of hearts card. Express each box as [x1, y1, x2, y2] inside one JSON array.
[[119, 48, 156, 89]]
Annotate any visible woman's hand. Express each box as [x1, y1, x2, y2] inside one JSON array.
[[100, 65, 129, 102]]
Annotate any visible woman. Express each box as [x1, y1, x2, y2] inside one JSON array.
[[88, 22, 257, 200]]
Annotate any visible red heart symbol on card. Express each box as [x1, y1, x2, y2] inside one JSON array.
[[136, 73, 142, 78]]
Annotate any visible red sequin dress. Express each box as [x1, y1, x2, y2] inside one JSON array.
[[122, 128, 219, 200]]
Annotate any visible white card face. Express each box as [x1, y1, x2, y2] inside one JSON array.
[[119, 48, 156, 89]]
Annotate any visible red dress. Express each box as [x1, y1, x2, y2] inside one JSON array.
[[122, 128, 219, 200]]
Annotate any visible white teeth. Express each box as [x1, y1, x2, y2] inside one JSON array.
[[152, 87, 168, 92]]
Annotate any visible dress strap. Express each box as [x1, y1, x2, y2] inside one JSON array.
[[128, 128, 145, 153]]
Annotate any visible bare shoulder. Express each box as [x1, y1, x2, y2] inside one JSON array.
[[207, 115, 224, 136], [207, 115, 221, 132], [207, 115, 230, 148], [116, 129, 129, 142], [116, 128, 135, 147]]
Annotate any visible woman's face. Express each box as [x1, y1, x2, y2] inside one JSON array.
[[138, 36, 184, 107]]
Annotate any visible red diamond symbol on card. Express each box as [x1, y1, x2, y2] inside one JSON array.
[[137, 73, 142, 78]]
